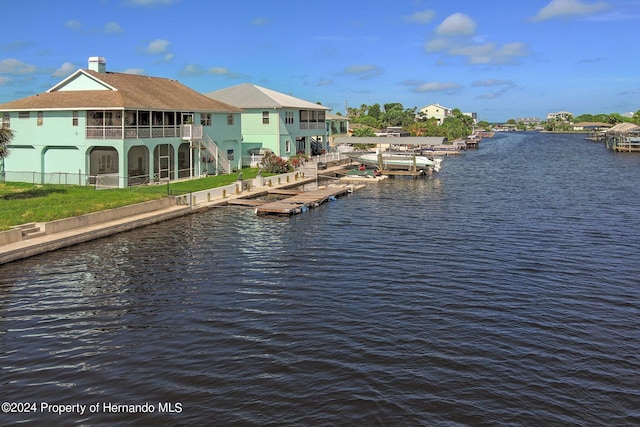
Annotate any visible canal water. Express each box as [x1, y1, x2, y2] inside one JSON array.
[[1, 132, 639, 426]]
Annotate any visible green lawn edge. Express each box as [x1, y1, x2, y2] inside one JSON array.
[[0, 168, 263, 231]]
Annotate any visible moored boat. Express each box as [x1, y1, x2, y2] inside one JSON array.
[[348, 152, 442, 172]]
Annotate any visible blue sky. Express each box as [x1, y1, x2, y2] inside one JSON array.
[[1, 0, 639, 122]]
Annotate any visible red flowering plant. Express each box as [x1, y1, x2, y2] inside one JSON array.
[[289, 152, 309, 169], [260, 153, 292, 174]]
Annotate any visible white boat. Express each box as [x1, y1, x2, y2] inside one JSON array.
[[350, 152, 442, 172]]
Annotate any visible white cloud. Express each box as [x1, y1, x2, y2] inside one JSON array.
[[122, 68, 145, 75], [178, 64, 205, 77], [443, 41, 528, 64], [436, 13, 476, 36], [0, 58, 36, 75], [0, 76, 10, 85], [341, 64, 384, 80], [65, 19, 124, 34], [412, 82, 462, 93], [52, 62, 76, 78], [404, 10, 436, 24], [472, 79, 515, 87], [64, 20, 83, 30], [252, 18, 270, 26], [424, 37, 453, 53], [472, 79, 517, 99], [208, 67, 244, 79], [533, 0, 610, 22], [104, 22, 124, 33], [147, 39, 170, 54]]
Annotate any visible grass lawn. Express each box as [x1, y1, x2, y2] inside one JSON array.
[[0, 168, 261, 231]]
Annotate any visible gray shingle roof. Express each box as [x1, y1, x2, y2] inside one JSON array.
[[206, 83, 330, 110]]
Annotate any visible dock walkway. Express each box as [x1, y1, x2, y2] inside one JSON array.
[[255, 185, 354, 215]]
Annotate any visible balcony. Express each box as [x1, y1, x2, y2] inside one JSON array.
[[181, 124, 203, 140]]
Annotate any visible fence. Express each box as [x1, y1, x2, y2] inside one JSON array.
[[1, 171, 92, 186], [1, 153, 348, 189]]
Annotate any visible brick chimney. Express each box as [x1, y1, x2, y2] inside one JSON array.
[[88, 57, 106, 73]]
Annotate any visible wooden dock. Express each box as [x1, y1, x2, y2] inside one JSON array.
[[267, 189, 303, 195], [255, 185, 354, 216]]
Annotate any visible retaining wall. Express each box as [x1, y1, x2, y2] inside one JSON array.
[[44, 198, 175, 235]]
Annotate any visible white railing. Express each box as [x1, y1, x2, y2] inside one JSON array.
[[299, 122, 326, 130], [181, 124, 203, 140]]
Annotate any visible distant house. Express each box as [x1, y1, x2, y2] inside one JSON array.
[[463, 112, 478, 125], [571, 122, 612, 131], [516, 117, 541, 125], [0, 57, 243, 187], [547, 111, 573, 122], [206, 83, 331, 164], [375, 126, 411, 137], [417, 103, 452, 125]]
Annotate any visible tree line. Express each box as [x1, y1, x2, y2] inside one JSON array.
[[506, 110, 640, 132], [345, 103, 486, 141]]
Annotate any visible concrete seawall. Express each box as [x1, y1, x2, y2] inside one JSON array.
[[0, 168, 337, 265]]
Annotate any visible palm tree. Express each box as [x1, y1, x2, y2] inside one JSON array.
[[1, 127, 14, 177], [0, 128, 13, 159]]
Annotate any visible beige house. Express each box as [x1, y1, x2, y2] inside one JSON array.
[[417, 103, 452, 125]]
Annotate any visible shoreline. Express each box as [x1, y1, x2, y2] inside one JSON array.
[[0, 166, 347, 265]]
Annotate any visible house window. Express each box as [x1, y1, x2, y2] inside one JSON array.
[[37, 111, 43, 126], [88, 111, 104, 126], [285, 111, 294, 124], [1, 113, 9, 128], [19, 112, 29, 119], [285, 140, 291, 153], [98, 154, 114, 172], [72, 111, 78, 126], [226, 149, 234, 161], [201, 113, 211, 126], [152, 111, 163, 125], [139, 111, 150, 126], [262, 111, 269, 124], [227, 114, 234, 125]]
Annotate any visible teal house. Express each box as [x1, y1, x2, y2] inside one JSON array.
[[206, 84, 331, 165], [0, 57, 243, 187]]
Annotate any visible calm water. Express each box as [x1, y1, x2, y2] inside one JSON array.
[[1, 132, 639, 426]]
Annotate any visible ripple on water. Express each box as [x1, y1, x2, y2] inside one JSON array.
[[1, 133, 640, 425]]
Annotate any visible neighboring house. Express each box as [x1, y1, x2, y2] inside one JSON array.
[[571, 122, 612, 131], [326, 113, 349, 148], [206, 83, 331, 164], [417, 103, 452, 125], [547, 111, 573, 122], [463, 112, 478, 125], [516, 117, 541, 125], [0, 57, 243, 187], [375, 126, 411, 137]]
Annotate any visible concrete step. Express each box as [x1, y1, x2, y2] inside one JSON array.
[[12, 223, 44, 239], [22, 230, 47, 240]]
